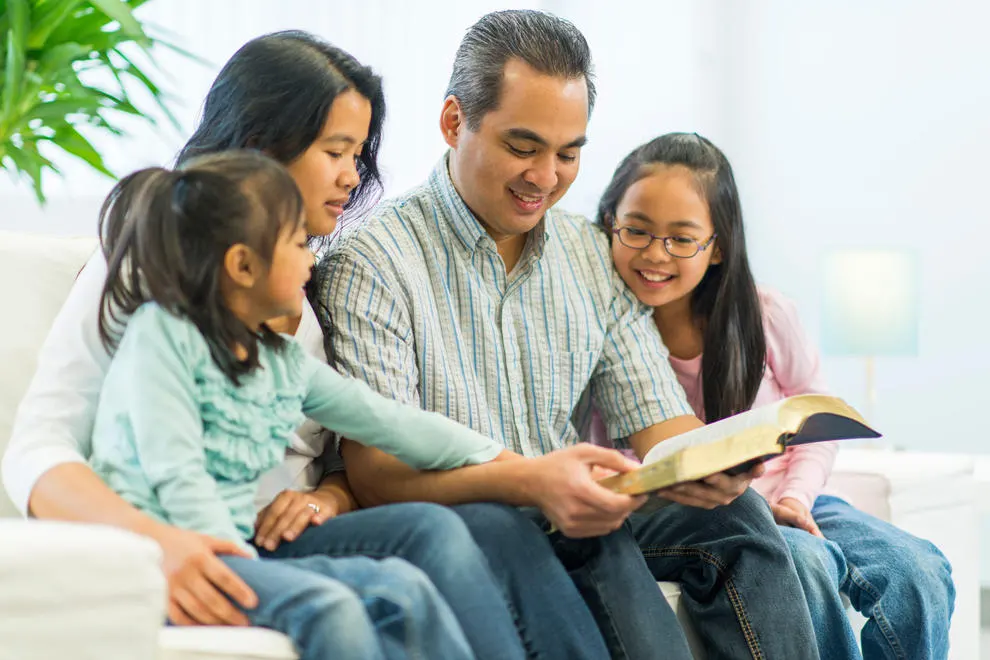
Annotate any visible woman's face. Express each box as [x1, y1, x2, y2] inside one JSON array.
[[286, 89, 372, 237]]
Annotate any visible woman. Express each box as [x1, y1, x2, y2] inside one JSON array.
[[2, 31, 608, 660]]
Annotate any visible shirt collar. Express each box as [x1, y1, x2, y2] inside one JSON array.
[[429, 152, 552, 257]]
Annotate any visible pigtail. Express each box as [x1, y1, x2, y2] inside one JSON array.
[[98, 168, 180, 354]]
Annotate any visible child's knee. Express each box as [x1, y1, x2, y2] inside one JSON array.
[[374, 557, 441, 601], [782, 527, 844, 587]]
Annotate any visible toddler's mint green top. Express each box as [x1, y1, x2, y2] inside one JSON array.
[[90, 303, 502, 553]]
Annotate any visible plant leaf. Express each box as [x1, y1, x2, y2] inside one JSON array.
[[2, 0, 29, 120], [44, 122, 114, 176], [2, 141, 53, 203], [27, 0, 84, 49], [113, 46, 179, 128], [86, 0, 149, 45]]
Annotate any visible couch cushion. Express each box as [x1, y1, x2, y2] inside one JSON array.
[[0, 231, 98, 517], [0, 519, 165, 659], [159, 627, 299, 660]]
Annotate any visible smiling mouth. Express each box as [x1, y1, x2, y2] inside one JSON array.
[[509, 189, 547, 209], [638, 271, 675, 284]]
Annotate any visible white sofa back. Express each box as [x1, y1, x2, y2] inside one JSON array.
[[0, 231, 99, 518]]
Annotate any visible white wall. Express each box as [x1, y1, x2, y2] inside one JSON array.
[[3, 1, 988, 503], [711, 1, 990, 454]]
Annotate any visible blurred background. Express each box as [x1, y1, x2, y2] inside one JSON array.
[[3, 0, 989, 594]]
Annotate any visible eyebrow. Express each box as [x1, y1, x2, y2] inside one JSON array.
[[320, 134, 365, 145], [504, 127, 588, 150], [622, 211, 704, 231]]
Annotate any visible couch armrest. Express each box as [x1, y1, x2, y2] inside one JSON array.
[[0, 520, 166, 660], [827, 449, 979, 660]]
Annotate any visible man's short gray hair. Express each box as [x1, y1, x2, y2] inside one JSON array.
[[445, 10, 596, 130]]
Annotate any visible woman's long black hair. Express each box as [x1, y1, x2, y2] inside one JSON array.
[[177, 30, 386, 226], [597, 133, 766, 422], [97, 151, 304, 385]]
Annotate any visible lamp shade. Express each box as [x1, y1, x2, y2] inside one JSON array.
[[822, 249, 919, 357]]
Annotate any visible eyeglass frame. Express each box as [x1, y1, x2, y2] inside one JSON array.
[[610, 226, 718, 259]]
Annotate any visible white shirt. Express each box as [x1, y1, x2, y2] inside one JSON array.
[[1, 251, 332, 517]]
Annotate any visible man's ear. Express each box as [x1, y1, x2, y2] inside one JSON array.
[[223, 244, 260, 288], [440, 96, 465, 149]]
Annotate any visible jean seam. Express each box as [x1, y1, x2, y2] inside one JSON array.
[[846, 563, 907, 659], [641, 545, 764, 660]]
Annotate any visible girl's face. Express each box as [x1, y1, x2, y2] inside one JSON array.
[[261, 222, 315, 319], [610, 164, 720, 311], [286, 89, 372, 237]]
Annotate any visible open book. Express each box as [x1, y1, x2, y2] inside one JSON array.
[[598, 394, 880, 496]]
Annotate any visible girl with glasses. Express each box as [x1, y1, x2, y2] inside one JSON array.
[[595, 132, 954, 660]]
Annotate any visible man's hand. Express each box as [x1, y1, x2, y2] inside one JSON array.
[[656, 463, 765, 509], [149, 524, 258, 626], [523, 444, 647, 538], [254, 489, 339, 551], [772, 497, 823, 537]]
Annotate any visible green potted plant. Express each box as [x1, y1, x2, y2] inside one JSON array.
[[0, 0, 185, 203]]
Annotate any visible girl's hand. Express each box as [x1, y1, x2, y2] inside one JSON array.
[[772, 497, 823, 537], [150, 524, 258, 626], [656, 463, 765, 509], [254, 489, 338, 551]]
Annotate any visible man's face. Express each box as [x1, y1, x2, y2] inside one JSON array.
[[446, 59, 589, 241]]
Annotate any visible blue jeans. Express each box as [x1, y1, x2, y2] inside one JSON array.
[[452, 503, 677, 660], [259, 502, 603, 660], [455, 491, 817, 660], [780, 495, 955, 660], [629, 488, 819, 659], [222, 554, 472, 660]]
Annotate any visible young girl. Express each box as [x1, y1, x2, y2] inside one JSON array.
[[89, 150, 510, 660], [597, 132, 954, 660]]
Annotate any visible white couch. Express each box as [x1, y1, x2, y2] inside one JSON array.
[[0, 230, 980, 659]]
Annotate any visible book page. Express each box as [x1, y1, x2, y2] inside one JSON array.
[[642, 399, 785, 465]]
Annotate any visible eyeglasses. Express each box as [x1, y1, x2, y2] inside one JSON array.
[[611, 227, 717, 259]]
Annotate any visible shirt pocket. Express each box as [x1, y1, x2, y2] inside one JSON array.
[[539, 350, 599, 447]]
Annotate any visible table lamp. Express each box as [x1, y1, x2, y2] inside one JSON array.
[[821, 249, 920, 423]]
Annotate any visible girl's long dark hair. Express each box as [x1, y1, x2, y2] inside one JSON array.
[[598, 133, 766, 422], [98, 151, 304, 385], [177, 30, 386, 227]]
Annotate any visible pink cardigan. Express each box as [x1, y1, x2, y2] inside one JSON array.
[[667, 288, 837, 510]]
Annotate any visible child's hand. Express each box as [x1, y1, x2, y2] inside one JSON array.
[[149, 524, 258, 626], [772, 497, 823, 537], [656, 463, 765, 509], [254, 490, 337, 551]]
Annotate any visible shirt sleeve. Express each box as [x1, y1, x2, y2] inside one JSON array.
[[117, 308, 254, 554], [592, 272, 693, 443], [300, 353, 503, 469], [2, 251, 109, 516], [762, 289, 838, 510]]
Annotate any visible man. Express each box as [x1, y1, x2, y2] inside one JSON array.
[[319, 10, 818, 659]]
